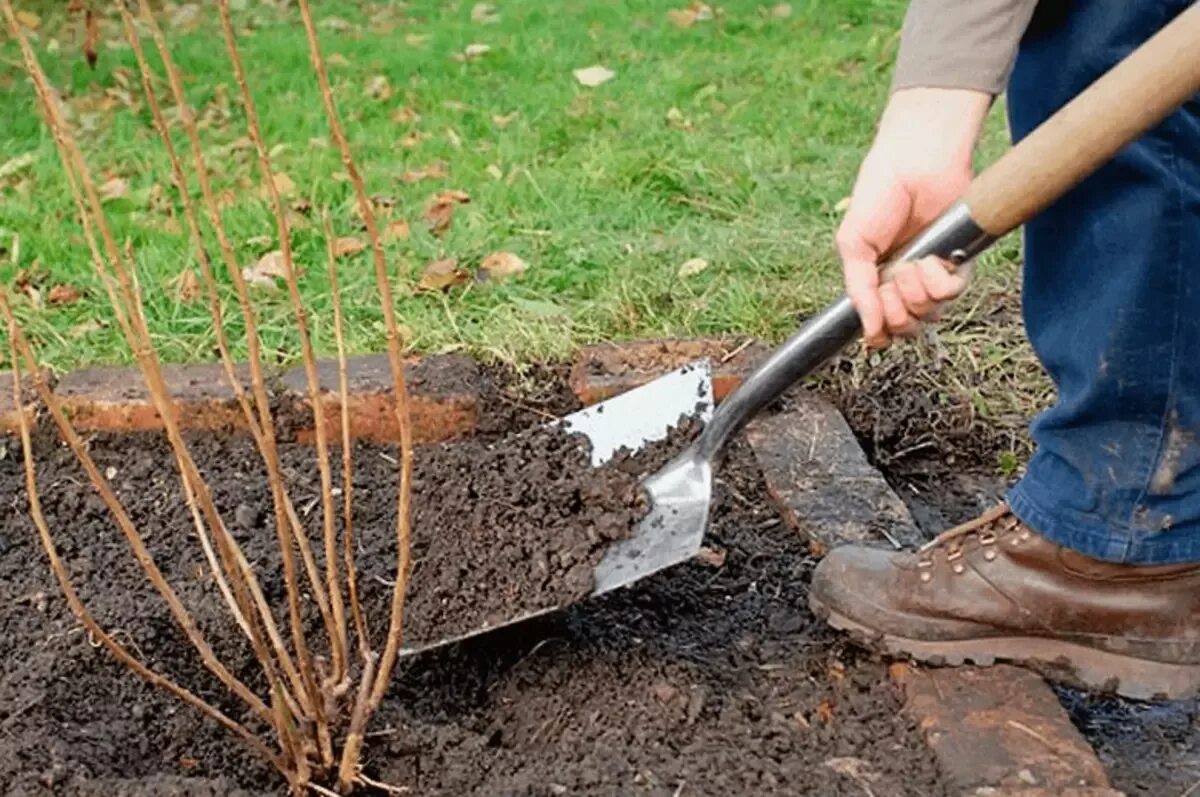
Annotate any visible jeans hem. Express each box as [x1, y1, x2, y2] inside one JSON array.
[[1007, 481, 1200, 566]]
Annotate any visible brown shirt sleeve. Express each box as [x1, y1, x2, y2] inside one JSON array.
[[890, 0, 1041, 95]]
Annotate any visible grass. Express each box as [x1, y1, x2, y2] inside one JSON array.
[[0, 0, 1023, 375]]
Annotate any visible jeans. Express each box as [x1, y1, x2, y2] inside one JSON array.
[[1004, 0, 1200, 564]]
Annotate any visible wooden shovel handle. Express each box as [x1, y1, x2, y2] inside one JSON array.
[[964, 2, 1200, 236]]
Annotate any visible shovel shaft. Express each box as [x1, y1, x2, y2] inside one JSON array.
[[694, 2, 1200, 464], [694, 202, 993, 462]]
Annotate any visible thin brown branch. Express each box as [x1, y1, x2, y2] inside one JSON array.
[[295, 0, 415, 709], [1, 292, 286, 776], [336, 652, 378, 792], [3, 0, 312, 751], [214, 0, 343, 704], [117, 1, 262, 649], [135, 1, 321, 720], [323, 211, 370, 661]]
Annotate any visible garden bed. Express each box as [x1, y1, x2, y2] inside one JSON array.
[[0, 365, 948, 796]]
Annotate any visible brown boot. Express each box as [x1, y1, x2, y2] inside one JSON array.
[[808, 503, 1200, 700]]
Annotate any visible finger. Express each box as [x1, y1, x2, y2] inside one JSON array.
[[879, 282, 921, 338], [837, 228, 888, 348], [889, 261, 937, 320], [917, 256, 969, 302]]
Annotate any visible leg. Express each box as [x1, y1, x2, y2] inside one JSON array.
[[808, 0, 1200, 699], [1005, 0, 1200, 565]]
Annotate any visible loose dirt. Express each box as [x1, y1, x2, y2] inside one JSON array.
[[0, 366, 947, 796]]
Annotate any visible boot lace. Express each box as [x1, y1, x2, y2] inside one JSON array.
[[915, 502, 1026, 578]]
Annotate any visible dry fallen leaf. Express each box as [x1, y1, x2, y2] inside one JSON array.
[[677, 257, 709, 277], [417, 258, 468, 291], [771, 2, 794, 18], [461, 43, 492, 60], [382, 218, 411, 242], [445, 127, 464, 148], [492, 111, 519, 128], [364, 74, 392, 101], [423, 190, 471, 236], [15, 10, 40, 29], [471, 3, 500, 24], [815, 699, 835, 724], [98, 176, 129, 202], [668, 3, 713, 28], [0, 152, 35, 180], [573, 65, 615, 87], [69, 318, 106, 339], [242, 250, 288, 288], [397, 162, 449, 183], [170, 269, 202, 303], [333, 236, 366, 258], [391, 106, 421, 125], [261, 171, 295, 198], [478, 251, 528, 282], [48, 284, 83, 306], [486, 163, 504, 180], [666, 106, 694, 131], [399, 130, 429, 148]]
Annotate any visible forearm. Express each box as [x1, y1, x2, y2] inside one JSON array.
[[890, 0, 1041, 96]]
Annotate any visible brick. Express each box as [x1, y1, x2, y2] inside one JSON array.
[[890, 664, 1115, 795], [55, 363, 254, 433], [745, 392, 924, 555], [280, 353, 479, 445], [0, 369, 40, 434], [569, 337, 765, 406]]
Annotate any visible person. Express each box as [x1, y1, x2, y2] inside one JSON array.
[[807, 0, 1200, 700]]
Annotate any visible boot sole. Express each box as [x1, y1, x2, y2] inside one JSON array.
[[811, 597, 1200, 701]]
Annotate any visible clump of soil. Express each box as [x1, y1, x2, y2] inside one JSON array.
[[401, 424, 649, 647], [0, 380, 948, 795]]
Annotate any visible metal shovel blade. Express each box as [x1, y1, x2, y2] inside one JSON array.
[[397, 360, 715, 657]]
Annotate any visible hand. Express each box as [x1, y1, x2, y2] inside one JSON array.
[[836, 88, 992, 349]]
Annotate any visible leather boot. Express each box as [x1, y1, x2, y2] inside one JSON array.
[[808, 503, 1200, 699]]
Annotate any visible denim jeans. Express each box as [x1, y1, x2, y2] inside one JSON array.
[[1004, 0, 1200, 564]]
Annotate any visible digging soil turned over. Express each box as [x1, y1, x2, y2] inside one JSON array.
[[0, 363, 947, 796]]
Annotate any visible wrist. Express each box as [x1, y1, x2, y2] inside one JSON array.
[[873, 88, 992, 175]]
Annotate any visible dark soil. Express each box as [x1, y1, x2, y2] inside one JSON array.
[[0, 364, 947, 796], [402, 423, 649, 647]]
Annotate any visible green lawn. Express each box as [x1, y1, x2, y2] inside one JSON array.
[[0, 0, 1021, 373]]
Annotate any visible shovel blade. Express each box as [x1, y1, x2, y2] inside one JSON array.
[[397, 361, 714, 657]]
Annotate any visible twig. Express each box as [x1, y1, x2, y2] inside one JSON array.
[[324, 211, 371, 660], [296, 0, 414, 711], [215, 0, 337, 730], [1, 3, 286, 731], [336, 652, 379, 791], [117, 1, 257, 652], [357, 773, 411, 795], [1, 292, 285, 774], [137, 1, 319, 722]]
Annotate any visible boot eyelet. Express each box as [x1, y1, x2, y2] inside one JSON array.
[[952, 563, 965, 574], [983, 549, 997, 561], [919, 572, 932, 583]]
